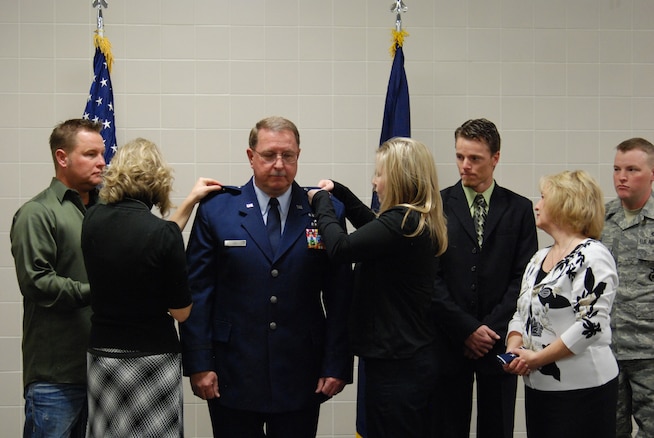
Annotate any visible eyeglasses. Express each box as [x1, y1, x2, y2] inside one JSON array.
[[253, 150, 298, 164]]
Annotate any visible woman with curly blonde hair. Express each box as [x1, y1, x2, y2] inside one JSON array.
[[99, 137, 175, 216], [82, 138, 220, 437], [503, 170, 618, 438], [308, 137, 447, 438]]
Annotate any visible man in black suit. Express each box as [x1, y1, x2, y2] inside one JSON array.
[[432, 118, 538, 438]]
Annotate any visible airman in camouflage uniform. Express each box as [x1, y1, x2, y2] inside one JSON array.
[[602, 137, 654, 438]]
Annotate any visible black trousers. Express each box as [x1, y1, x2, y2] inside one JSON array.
[[432, 360, 517, 438], [207, 400, 320, 438], [525, 377, 618, 438], [364, 343, 439, 438]]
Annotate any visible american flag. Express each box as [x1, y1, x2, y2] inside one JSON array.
[[83, 35, 117, 164]]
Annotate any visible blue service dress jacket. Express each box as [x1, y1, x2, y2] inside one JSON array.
[[180, 178, 353, 413]]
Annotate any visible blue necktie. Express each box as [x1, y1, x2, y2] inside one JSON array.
[[267, 197, 281, 251]]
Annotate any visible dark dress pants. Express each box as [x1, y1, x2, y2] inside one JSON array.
[[207, 399, 320, 438], [433, 357, 517, 438], [364, 343, 439, 438]]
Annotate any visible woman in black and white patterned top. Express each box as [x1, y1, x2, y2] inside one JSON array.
[[503, 170, 619, 438]]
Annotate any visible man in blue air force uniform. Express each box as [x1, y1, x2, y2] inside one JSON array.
[[180, 116, 353, 438]]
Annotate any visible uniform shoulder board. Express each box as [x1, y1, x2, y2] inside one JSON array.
[[201, 185, 242, 203], [220, 185, 242, 194], [302, 186, 345, 214]]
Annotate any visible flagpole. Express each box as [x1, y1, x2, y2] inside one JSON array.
[[389, 1, 409, 57], [90, 0, 113, 72], [392, 0, 408, 32], [357, 7, 412, 438], [369, 1, 410, 214], [92, 0, 109, 37]]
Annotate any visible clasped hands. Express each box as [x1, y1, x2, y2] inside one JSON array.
[[464, 324, 500, 359]]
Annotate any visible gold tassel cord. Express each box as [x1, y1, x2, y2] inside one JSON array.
[[389, 29, 409, 58], [93, 32, 114, 74]]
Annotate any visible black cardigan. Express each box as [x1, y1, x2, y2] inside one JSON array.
[[312, 182, 439, 359], [82, 199, 191, 354]]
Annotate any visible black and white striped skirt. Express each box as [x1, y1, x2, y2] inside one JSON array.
[[87, 349, 184, 437]]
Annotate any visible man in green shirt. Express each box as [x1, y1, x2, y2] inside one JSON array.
[[11, 119, 106, 437]]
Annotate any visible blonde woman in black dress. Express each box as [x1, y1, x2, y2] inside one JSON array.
[[308, 137, 448, 438]]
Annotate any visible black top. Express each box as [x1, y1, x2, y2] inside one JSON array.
[[312, 182, 439, 359], [82, 198, 192, 354]]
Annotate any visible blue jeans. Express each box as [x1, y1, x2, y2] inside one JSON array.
[[24, 382, 87, 438]]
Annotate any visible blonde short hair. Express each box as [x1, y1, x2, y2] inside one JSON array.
[[376, 137, 448, 255], [539, 170, 604, 239], [100, 138, 174, 216]]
